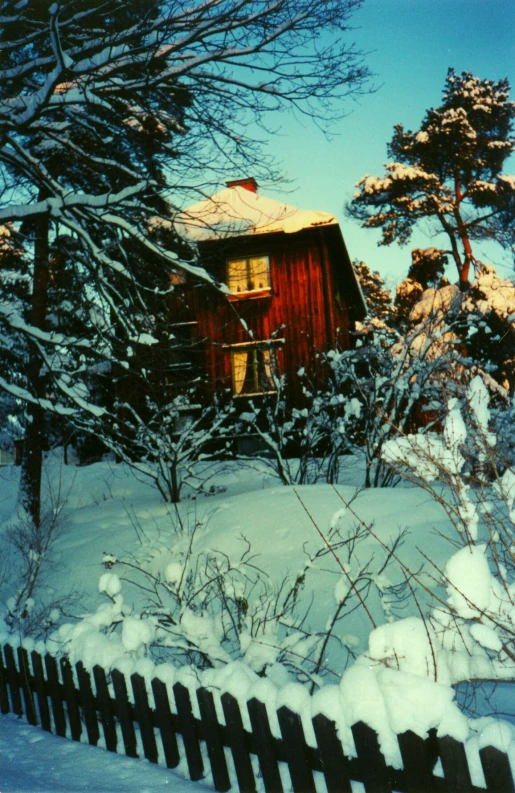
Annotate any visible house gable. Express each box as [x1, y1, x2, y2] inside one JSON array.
[[171, 182, 366, 404]]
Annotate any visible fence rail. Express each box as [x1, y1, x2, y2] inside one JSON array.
[[0, 641, 513, 793]]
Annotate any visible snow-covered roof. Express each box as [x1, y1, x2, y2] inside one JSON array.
[[175, 185, 338, 242]]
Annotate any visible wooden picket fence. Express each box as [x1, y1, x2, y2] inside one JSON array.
[[0, 641, 514, 793]]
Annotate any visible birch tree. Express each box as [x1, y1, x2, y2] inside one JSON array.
[[0, 0, 370, 526]]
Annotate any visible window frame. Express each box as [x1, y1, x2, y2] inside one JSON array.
[[226, 254, 271, 299], [224, 339, 284, 398]]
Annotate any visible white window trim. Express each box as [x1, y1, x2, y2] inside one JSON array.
[[225, 339, 284, 397], [222, 338, 285, 350]]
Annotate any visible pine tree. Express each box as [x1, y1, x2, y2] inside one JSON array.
[[349, 69, 515, 291], [394, 248, 449, 329], [353, 260, 395, 324]]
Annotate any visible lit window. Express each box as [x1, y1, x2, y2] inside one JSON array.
[[231, 345, 278, 396], [227, 256, 270, 294]]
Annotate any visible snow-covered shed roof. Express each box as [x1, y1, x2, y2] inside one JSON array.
[[175, 182, 338, 242]]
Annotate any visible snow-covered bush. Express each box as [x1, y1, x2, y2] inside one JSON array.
[[237, 368, 357, 486], [118, 390, 236, 503], [406, 263, 515, 394], [238, 305, 472, 489], [49, 512, 321, 681], [323, 312, 465, 487], [241, 269, 515, 493], [373, 376, 515, 689], [0, 472, 77, 636], [48, 502, 404, 689]]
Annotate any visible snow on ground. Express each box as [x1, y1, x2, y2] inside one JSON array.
[[0, 457, 455, 670], [0, 712, 210, 793], [1, 454, 515, 788]]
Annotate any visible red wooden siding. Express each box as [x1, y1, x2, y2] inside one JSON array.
[[168, 225, 360, 406]]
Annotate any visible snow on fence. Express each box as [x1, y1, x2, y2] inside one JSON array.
[[0, 641, 513, 793]]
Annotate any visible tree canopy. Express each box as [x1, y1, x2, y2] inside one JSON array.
[[0, 0, 370, 525], [349, 69, 515, 290]]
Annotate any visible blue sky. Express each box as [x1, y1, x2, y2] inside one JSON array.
[[264, 0, 515, 290]]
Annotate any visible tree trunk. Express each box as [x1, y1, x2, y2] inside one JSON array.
[[170, 461, 181, 503], [18, 203, 51, 529], [453, 179, 472, 291]]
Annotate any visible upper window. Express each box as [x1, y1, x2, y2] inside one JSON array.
[[227, 256, 270, 295]]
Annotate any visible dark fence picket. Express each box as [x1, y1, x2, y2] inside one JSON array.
[[31, 651, 51, 731], [111, 669, 137, 758], [351, 721, 393, 793], [221, 692, 256, 793], [93, 664, 117, 752], [76, 662, 100, 746], [17, 647, 38, 726], [0, 646, 10, 714], [397, 730, 436, 793], [247, 697, 283, 793], [312, 713, 352, 793], [437, 735, 474, 793], [131, 673, 158, 764], [3, 643, 515, 793], [44, 654, 67, 737], [151, 677, 180, 769], [3, 644, 23, 716], [173, 682, 204, 782], [60, 658, 82, 741], [197, 687, 231, 793], [277, 706, 316, 793], [480, 746, 515, 793]]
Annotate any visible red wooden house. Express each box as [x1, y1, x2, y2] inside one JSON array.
[[171, 178, 366, 406]]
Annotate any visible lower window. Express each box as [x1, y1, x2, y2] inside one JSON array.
[[228, 342, 283, 396]]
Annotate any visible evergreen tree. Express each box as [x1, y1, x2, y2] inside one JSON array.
[[353, 260, 395, 324], [0, 225, 28, 454], [349, 69, 515, 291], [394, 248, 449, 329]]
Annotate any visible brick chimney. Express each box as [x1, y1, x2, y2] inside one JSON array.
[[226, 177, 258, 193]]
